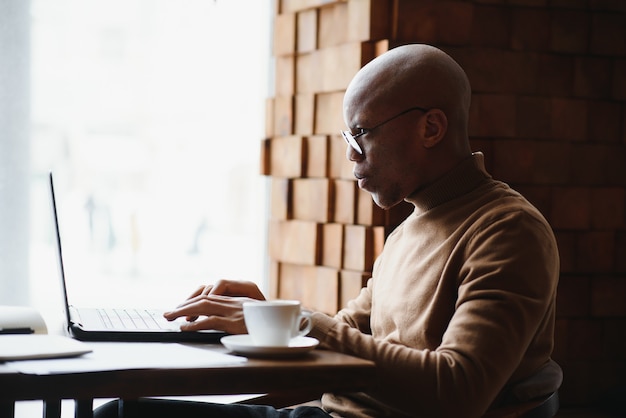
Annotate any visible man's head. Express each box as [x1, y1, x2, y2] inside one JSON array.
[[342, 44, 472, 209]]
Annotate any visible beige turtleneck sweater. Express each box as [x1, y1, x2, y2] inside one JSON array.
[[309, 153, 561, 418]]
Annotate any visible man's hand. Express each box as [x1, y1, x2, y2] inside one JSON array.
[[163, 279, 266, 334]]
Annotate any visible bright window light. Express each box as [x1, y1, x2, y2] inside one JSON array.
[[0, 0, 271, 336]]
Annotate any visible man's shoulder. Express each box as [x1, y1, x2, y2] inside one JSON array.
[[459, 179, 555, 235]]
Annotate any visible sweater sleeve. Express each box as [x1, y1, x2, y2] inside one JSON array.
[[308, 210, 560, 418]]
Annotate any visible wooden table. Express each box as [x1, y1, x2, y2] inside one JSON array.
[[0, 342, 376, 418]]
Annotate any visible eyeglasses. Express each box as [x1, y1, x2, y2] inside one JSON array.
[[341, 106, 429, 155]]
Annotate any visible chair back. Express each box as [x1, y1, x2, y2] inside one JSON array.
[[522, 392, 559, 418]]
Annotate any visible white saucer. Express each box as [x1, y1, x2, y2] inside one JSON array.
[[220, 335, 319, 358]]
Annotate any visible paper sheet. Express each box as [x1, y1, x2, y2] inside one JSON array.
[[0, 335, 92, 360], [6, 342, 246, 375]]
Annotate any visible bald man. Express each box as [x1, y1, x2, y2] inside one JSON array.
[[95, 44, 562, 418], [341, 44, 472, 210]]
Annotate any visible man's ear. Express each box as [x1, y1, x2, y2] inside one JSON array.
[[422, 109, 447, 149]]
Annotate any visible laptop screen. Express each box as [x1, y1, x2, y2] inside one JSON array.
[[49, 172, 74, 333]]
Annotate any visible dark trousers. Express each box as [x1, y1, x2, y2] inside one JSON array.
[[94, 399, 333, 418]]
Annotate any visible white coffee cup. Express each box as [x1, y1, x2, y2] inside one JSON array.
[[242, 300, 312, 347]]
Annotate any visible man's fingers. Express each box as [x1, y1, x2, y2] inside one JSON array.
[[179, 315, 247, 335], [209, 279, 265, 300], [185, 284, 212, 301], [164, 282, 263, 332], [164, 295, 239, 321]]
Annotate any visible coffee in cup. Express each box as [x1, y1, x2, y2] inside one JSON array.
[[242, 300, 312, 346]]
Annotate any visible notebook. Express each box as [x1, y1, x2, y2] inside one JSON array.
[[49, 172, 226, 342]]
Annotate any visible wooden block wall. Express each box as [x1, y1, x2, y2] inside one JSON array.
[[263, 0, 626, 408], [263, 0, 412, 316], [431, 2, 625, 408]]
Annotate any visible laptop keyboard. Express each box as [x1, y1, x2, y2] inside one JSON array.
[[97, 308, 165, 330]]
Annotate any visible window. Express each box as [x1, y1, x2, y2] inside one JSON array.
[[1, 0, 271, 335]]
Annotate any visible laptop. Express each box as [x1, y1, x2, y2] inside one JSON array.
[[49, 172, 227, 342]]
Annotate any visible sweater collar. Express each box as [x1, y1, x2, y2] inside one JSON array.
[[405, 152, 492, 213]]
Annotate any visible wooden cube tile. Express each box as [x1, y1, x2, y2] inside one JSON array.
[[347, 0, 391, 42], [334, 179, 357, 224], [278, 262, 318, 307], [373, 39, 390, 57], [315, 266, 340, 314], [356, 186, 385, 225], [296, 52, 320, 94], [268, 219, 322, 265], [273, 95, 294, 137], [297, 8, 318, 53], [260, 138, 271, 176], [295, 93, 315, 135], [318, 2, 349, 48], [269, 135, 304, 178], [305, 134, 329, 178], [275, 55, 295, 96], [343, 224, 375, 272], [322, 222, 344, 269], [276, 263, 340, 314], [293, 178, 333, 223], [328, 133, 353, 179], [281, 0, 343, 14], [319, 42, 371, 92], [268, 260, 280, 300], [340, 270, 371, 309], [274, 13, 296, 56], [394, 1, 472, 45], [270, 177, 293, 220], [315, 92, 346, 135]]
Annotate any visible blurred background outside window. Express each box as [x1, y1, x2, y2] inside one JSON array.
[[0, 0, 271, 334]]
